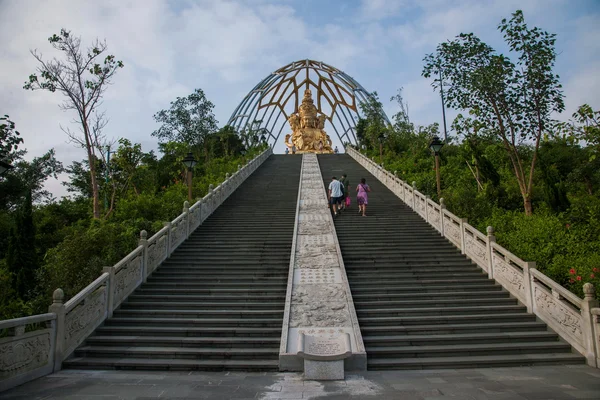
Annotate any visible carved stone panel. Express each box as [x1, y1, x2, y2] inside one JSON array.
[[295, 244, 338, 269], [114, 255, 142, 305], [294, 268, 341, 284], [493, 255, 525, 302], [533, 286, 583, 344], [444, 217, 461, 246], [298, 220, 332, 235], [0, 332, 51, 380], [147, 235, 167, 273], [465, 235, 488, 270], [65, 287, 107, 346], [290, 284, 351, 327]]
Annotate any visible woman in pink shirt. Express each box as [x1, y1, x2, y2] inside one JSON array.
[[356, 178, 371, 217]]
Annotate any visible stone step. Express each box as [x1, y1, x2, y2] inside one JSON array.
[[63, 357, 279, 371], [146, 275, 288, 282], [366, 353, 585, 370], [85, 335, 280, 348], [347, 271, 486, 278], [359, 312, 536, 327], [135, 287, 287, 295], [114, 309, 284, 318], [356, 304, 526, 317], [361, 321, 550, 336], [365, 341, 573, 358], [95, 325, 282, 337], [122, 301, 285, 310], [344, 260, 477, 267], [351, 290, 509, 300], [363, 331, 560, 346], [105, 317, 282, 328], [351, 278, 492, 287], [349, 283, 502, 294], [74, 346, 279, 360], [140, 281, 286, 289], [355, 297, 518, 308], [128, 293, 285, 302]]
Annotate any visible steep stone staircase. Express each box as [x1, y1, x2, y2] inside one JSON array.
[[63, 155, 301, 371], [318, 154, 585, 369]]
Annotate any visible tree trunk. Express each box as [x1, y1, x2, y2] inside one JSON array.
[[523, 195, 533, 216], [88, 153, 101, 219]]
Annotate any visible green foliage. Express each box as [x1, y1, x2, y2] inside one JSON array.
[[6, 191, 39, 300], [152, 88, 218, 151]]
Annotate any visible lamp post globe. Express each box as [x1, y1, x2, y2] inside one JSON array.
[[429, 136, 444, 155], [183, 152, 197, 170], [0, 159, 13, 177]]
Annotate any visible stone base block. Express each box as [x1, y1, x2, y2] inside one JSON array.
[[304, 359, 344, 380]]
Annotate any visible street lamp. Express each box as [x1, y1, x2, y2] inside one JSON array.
[[439, 69, 448, 143], [429, 136, 444, 198], [378, 133, 385, 166], [182, 152, 197, 201], [0, 159, 13, 177]]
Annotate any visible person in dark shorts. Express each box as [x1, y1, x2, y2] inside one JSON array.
[[328, 176, 344, 216], [339, 173, 350, 211]]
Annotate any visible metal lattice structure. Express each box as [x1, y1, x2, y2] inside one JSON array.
[[227, 59, 390, 148]]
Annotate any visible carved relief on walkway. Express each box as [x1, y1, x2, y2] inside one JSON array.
[[290, 284, 351, 327]]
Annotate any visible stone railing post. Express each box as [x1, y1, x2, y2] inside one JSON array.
[[459, 218, 468, 254], [139, 230, 148, 283], [164, 221, 172, 257], [102, 266, 116, 316], [522, 262, 535, 313], [411, 181, 417, 210], [198, 198, 204, 225], [486, 226, 496, 279], [425, 196, 430, 223], [48, 288, 65, 371], [182, 201, 190, 238], [439, 198, 446, 236], [581, 283, 599, 366]]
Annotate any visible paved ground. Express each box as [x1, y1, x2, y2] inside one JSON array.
[[2, 365, 600, 400]]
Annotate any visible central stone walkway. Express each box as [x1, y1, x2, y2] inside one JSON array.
[[2, 365, 599, 399]]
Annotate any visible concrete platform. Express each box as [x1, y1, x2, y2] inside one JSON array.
[[1, 365, 599, 400]]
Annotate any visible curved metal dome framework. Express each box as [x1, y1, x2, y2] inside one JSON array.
[[228, 59, 390, 149]]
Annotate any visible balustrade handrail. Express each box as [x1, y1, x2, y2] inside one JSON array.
[[64, 273, 110, 312], [112, 246, 144, 274], [0, 313, 56, 330], [148, 225, 169, 244], [0, 147, 272, 392], [530, 268, 583, 307], [345, 145, 599, 368]]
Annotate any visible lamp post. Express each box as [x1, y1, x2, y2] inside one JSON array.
[[439, 68, 448, 143], [378, 133, 385, 166], [182, 152, 197, 201], [0, 159, 13, 177], [429, 136, 444, 198]]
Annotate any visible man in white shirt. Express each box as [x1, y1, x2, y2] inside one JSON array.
[[328, 176, 344, 216]]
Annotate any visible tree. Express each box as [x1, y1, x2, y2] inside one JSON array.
[[152, 88, 218, 161], [358, 92, 390, 150], [24, 29, 124, 219], [423, 10, 564, 215], [0, 115, 24, 164], [6, 190, 39, 300]]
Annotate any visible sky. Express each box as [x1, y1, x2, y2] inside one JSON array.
[[1, 0, 599, 199]]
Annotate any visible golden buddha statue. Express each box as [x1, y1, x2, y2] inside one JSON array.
[[284, 89, 334, 153]]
